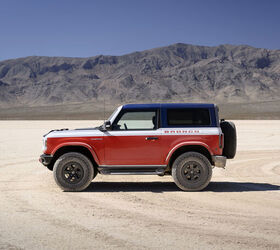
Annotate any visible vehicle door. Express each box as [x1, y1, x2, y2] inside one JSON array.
[[104, 109, 163, 166]]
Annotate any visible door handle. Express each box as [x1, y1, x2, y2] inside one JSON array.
[[145, 137, 159, 140]]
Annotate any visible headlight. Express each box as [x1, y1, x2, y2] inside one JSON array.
[[42, 137, 47, 151]]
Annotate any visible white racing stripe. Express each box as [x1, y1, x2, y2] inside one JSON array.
[[46, 127, 220, 138]]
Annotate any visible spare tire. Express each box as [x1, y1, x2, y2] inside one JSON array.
[[220, 121, 237, 159]]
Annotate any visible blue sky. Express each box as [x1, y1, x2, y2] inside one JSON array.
[[0, 0, 279, 60]]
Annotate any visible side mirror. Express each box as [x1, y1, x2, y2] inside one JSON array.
[[105, 121, 111, 130], [100, 120, 112, 132]]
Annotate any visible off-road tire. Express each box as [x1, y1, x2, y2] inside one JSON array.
[[53, 152, 94, 191], [172, 152, 212, 191], [220, 121, 237, 159]]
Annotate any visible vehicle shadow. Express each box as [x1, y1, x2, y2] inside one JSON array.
[[85, 181, 280, 193]]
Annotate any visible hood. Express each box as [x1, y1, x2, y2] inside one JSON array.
[[45, 128, 103, 139]]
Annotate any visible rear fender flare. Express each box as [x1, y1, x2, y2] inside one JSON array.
[[165, 141, 213, 165]]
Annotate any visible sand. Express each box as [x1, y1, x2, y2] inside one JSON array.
[[0, 120, 279, 249]]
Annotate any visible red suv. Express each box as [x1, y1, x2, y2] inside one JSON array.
[[40, 103, 236, 191]]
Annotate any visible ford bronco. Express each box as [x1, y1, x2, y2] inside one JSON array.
[[39, 103, 236, 191]]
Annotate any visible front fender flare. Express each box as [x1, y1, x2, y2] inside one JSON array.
[[51, 142, 100, 165]]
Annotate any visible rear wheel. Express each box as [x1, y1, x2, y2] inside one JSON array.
[[53, 152, 94, 191], [172, 152, 212, 191]]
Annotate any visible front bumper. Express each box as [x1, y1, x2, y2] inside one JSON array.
[[212, 155, 227, 168], [39, 154, 53, 166]]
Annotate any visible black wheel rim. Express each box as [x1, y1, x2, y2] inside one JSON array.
[[181, 161, 202, 182], [62, 162, 84, 184]]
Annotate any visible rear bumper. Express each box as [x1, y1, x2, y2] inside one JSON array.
[[212, 155, 227, 168], [39, 154, 53, 166]]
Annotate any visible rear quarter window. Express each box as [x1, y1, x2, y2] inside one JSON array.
[[167, 108, 210, 126]]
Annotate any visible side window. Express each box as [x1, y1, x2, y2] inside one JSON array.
[[113, 111, 157, 130], [167, 108, 210, 126]]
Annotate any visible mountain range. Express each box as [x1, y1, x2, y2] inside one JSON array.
[[0, 43, 280, 119]]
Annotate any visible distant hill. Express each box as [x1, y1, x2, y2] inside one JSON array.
[[0, 43, 280, 119]]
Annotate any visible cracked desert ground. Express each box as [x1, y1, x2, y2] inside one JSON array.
[[0, 120, 279, 249]]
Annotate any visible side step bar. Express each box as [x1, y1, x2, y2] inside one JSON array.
[[98, 165, 166, 176]]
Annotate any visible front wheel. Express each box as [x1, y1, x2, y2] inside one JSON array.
[[53, 152, 94, 191], [172, 152, 212, 191]]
